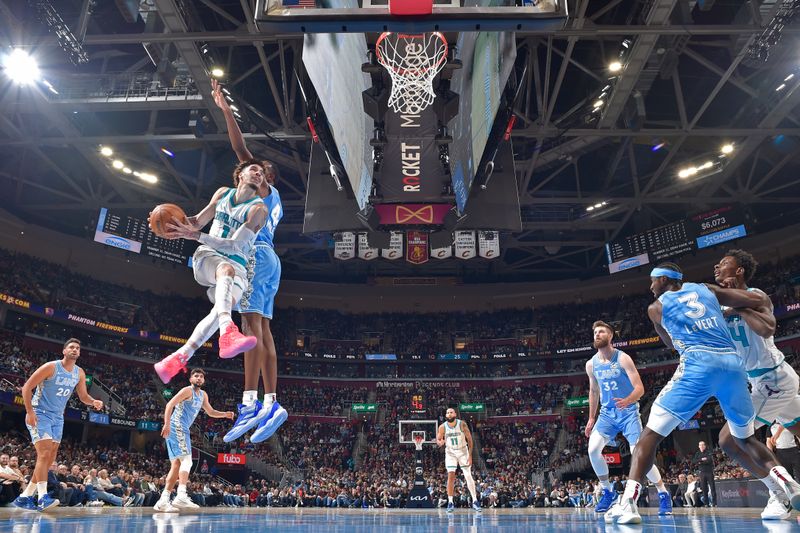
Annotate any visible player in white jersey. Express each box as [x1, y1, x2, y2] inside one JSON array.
[[437, 408, 481, 513], [714, 249, 800, 520], [153, 160, 268, 384]]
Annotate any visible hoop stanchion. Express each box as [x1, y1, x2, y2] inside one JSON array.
[[376, 32, 448, 115]]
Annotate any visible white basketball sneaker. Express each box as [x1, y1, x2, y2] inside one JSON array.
[[762, 491, 792, 520], [171, 493, 199, 509], [154, 497, 180, 513], [604, 497, 642, 524]]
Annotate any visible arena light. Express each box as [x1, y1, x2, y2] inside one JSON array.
[[140, 173, 158, 184], [608, 61, 622, 73], [2, 48, 40, 85], [112, 160, 124, 169], [720, 143, 734, 155], [122, 167, 132, 174], [593, 99, 604, 109], [211, 67, 225, 78], [776, 83, 786, 91], [786, 74, 795, 81], [100, 146, 113, 157], [160, 147, 175, 158]]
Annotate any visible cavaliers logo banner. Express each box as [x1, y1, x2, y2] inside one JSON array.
[[333, 232, 356, 261], [454, 231, 476, 260], [357, 233, 378, 260], [381, 231, 404, 260], [406, 231, 429, 265], [431, 244, 453, 260], [478, 231, 500, 259], [374, 204, 452, 225]]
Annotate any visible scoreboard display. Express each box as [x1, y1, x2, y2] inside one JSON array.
[[93, 207, 193, 266], [411, 393, 426, 414], [606, 206, 747, 274]]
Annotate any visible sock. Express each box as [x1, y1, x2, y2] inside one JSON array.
[[763, 472, 786, 493], [600, 479, 612, 491], [179, 311, 218, 359], [645, 465, 668, 494], [622, 480, 642, 502], [448, 496, 453, 503], [22, 481, 36, 497], [161, 489, 171, 499], [37, 481, 48, 499], [770, 466, 797, 493], [177, 484, 187, 495], [264, 393, 276, 406], [242, 390, 258, 406], [214, 276, 234, 331]]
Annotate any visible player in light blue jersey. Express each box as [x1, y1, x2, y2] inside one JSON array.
[[606, 263, 800, 525], [210, 80, 288, 445], [714, 249, 800, 520], [153, 368, 233, 512], [584, 321, 671, 515], [15, 338, 103, 512]]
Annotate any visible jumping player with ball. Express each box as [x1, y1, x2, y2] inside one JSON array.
[[151, 160, 268, 384]]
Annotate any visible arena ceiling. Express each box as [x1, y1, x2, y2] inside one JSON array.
[[1, 0, 800, 283]]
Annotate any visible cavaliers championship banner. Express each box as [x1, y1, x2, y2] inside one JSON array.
[[381, 231, 404, 260], [454, 231, 476, 260], [357, 233, 378, 260], [374, 204, 452, 225], [431, 244, 453, 259], [478, 231, 500, 259], [333, 232, 356, 261], [406, 231, 429, 265]]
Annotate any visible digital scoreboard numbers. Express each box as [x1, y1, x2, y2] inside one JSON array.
[[606, 206, 747, 274], [411, 393, 426, 414], [93, 208, 192, 266]]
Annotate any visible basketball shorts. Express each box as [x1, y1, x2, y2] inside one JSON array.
[[649, 352, 755, 439], [751, 361, 800, 429], [166, 424, 192, 460], [445, 449, 471, 472], [192, 246, 247, 304], [592, 404, 643, 445], [26, 410, 63, 444], [238, 244, 281, 319]]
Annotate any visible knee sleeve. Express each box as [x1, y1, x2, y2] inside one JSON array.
[[588, 431, 610, 478], [178, 455, 193, 474]]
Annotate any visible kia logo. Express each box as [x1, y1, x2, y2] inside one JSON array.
[[410, 495, 427, 501], [104, 236, 132, 250]]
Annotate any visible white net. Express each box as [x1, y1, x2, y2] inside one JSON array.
[[376, 32, 448, 115]]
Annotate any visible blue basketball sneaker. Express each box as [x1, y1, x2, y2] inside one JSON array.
[[223, 401, 269, 443], [250, 402, 288, 443], [472, 500, 482, 512], [658, 491, 673, 515], [446, 502, 454, 513], [595, 488, 617, 513], [37, 494, 59, 512], [13, 495, 37, 511]]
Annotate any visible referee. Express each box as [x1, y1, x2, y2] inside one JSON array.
[[767, 423, 800, 480], [692, 441, 717, 507]]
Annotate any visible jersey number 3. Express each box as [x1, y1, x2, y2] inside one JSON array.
[[678, 292, 706, 319]]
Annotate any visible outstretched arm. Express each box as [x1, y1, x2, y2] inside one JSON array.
[[166, 204, 267, 255], [212, 79, 254, 163], [75, 368, 104, 410], [585, 360, 600, 438], [705, 283, 771, 310], [725, 307, 776, 338], [202, 392, 234, 420]]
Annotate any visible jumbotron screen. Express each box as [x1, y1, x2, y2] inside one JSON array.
[[93, 207, 193, 265]]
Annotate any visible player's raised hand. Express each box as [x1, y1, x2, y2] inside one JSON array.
[[211, 79, 230, 112], [92, 399, 104, 411], [25, 411, 37, 428], [584, 418, 594, 438]]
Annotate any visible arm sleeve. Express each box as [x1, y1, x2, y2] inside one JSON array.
[[198, 225, 258, 256]]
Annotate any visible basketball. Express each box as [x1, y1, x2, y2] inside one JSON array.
[[149, 204, 188, 238]]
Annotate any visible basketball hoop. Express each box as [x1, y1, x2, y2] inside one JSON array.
[[412, 430, 426, 451], [375, 32, 448, 115]]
